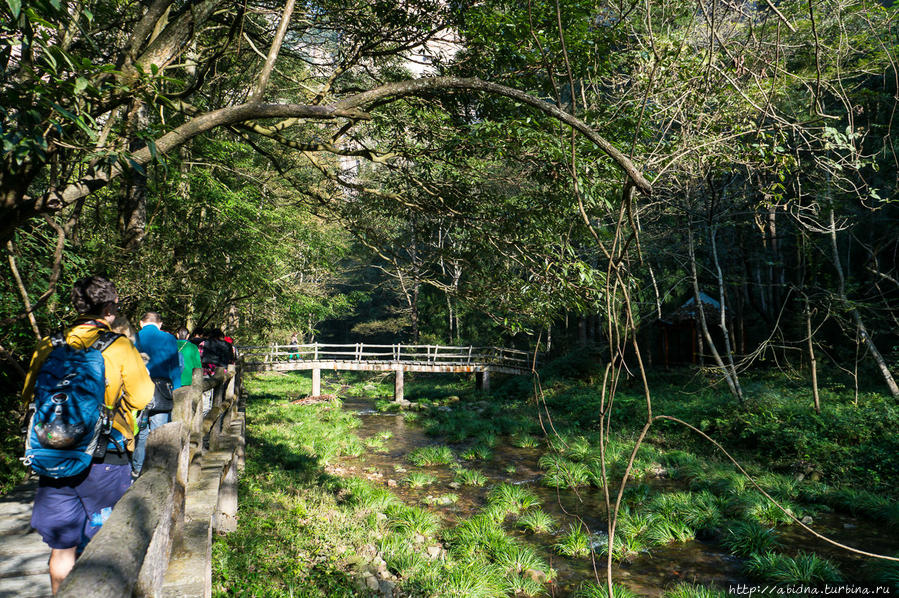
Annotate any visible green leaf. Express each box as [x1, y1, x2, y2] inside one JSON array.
[[6, 0, 20, 18], [73, 77, 88, 95]]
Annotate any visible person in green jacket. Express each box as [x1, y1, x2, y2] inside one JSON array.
[[176, 327, 202, 387]]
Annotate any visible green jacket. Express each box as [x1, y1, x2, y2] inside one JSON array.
[[177, 339, 203, 387]]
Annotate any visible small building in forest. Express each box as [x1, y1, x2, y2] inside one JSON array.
[[656, 292, 729, 366]]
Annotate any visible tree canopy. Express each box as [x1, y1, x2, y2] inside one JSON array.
[[1, 0, 898, 401]]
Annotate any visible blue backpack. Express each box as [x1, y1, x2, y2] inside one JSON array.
[[23, 330, 123, 479]]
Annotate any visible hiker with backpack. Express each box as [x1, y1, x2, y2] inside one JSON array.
[[200, 328, 234, 376], [131, 311, 182, 476], [175, 327, 202, 387], [21, 276, 154, 595]]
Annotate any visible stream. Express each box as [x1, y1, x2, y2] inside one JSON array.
[[332, 397, 898, 595]]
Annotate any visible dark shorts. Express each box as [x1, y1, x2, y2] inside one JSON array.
[[31, 462, 132, 550]]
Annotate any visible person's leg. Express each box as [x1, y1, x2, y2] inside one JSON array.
[[148, 411, 171, 430], [49, 547, 76, 595], [31, 474, 88, 594], [131, 422, 149, 475]]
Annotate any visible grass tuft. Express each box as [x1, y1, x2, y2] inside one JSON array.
[[386, 504, 441, 537], [461, 445, 493, 461], [662, 582, 727, 598], [510, 432, 540, 448], [404, 472, 438, 488], [408, 445, 455, 466], [744, 551, 843, 584], [454, 468, 488, 486], [573, 581, 639, 598], [554, 522, 592, 558], [518, 509, 556, 534], [487, 483, 541, 516], [721, 520, 781, 557]]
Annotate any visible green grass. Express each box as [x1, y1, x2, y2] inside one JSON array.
[[427, 558, 508, 598], [744, 551, 843, 584], [424, 493, 460, 506], [662, 583, 727, 598], [510, 432, 540, 448], [493, 543, 548, 576], [454, 468, 488, 486], [343, 477, 401, 511], [517, 509, 556, 534], [446, 513, 524, 567], [214, 363, 899, 597], [863, 554, 899, 589], [539, 454, 592, 489], [212, 373, 378, 596], [378, 534, 430, 578], [404, 472, 438, 487], [216, 372, 560, 598], [0, 393, 27, 496], [721, 520, 781, 557], [408, 445, 455, 466], [487, 483, 540, 517], [506, 572, 547, 597], [554, 522, 592, 558], [573, 582, 639, 598], [386, 503, 442, 537], [461, 445, 493, 461], [364, 436, 386, 450], [645, 514, 695, 545]]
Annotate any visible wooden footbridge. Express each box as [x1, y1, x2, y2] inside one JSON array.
[[238, 343, 535, 400]]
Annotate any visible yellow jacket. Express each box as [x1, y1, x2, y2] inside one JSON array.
[[22, 319, 155, 451]]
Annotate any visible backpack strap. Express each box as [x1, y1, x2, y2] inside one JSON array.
[[92, 330, 123, 353]]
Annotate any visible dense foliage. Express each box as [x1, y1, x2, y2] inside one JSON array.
[[3, 0, 899, 591]]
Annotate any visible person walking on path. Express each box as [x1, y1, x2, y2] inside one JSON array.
[[200, 328, 234, 376], [21, 276, 153, 594], [175, 327, 202, 387], [132, 312, 181, 475]]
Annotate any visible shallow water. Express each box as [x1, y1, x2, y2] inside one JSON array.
[[336, 397, 898, 595]]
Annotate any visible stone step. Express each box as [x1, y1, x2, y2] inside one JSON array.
[[0, 572, 52, 598], [0, 532, 46, 558], [0, 548, 49, 579], [0, 513, 33, 537], [0, 502, 32, 518]]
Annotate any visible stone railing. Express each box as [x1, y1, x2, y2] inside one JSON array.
[[57, 366, 245, 598]]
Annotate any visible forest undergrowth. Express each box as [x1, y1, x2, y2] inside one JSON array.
[[212, 353, 899, 596]]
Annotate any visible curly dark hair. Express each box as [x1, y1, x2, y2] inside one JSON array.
[[70, 276, 119, 316]]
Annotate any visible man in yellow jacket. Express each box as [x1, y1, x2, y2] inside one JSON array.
[[21, 276, 154, 594]]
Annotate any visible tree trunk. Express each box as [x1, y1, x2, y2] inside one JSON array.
[[710, 226, 744, 401], [804, 296, 821, 413], [688, 225, 743, 403], [827, 209, 899, 397], [118, 101, 149, 250]]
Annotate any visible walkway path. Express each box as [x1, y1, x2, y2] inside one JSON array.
[[0, 479, 52, 598]]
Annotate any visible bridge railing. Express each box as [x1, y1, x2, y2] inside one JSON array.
[[238, 343, 535, 370]]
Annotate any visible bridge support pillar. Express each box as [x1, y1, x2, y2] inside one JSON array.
[[312, 367, 321, 396], [476, 370, 490, 392], [394, 369, 404, 403]]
